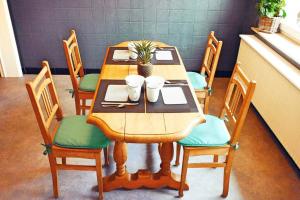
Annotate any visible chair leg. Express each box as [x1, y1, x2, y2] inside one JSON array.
[[212, 155, 218, 169], [204, 95, 210, 114], [82, 99, 86, 115], [95, 153, 104, 200], [48, 155, 58, 198], [103, 146, 109, 166], [179, 148, 190, 197], [62, 157, 66, 165], [175, 143, 181, 166], [75, 95, 81, 115], [222, 150, 235, 198], [213, 155, 218, 162]]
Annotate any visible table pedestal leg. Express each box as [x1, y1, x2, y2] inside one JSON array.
[[103, 141, 130, 191], [114, 141, 127, 176], [160, 142, 173, 175], [102, 142, 188, 192], [155, 142, 189, 190]]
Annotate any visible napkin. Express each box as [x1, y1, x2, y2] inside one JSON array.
[[113, 50, 130, 60], [155, 50, 173, 61], [104, 85, 128, 102], [161, 87, 187, 104]]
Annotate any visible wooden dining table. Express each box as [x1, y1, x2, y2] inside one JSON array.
[[87, 41, 206, 192]]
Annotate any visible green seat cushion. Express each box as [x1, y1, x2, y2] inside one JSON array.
[[178, 115, 230, 147], [79, 74, 99, 92], [54, 116, 110, 149], [187, 72, 207, 90]]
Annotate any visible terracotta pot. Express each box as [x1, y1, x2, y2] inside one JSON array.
[[137, 63, 153, 77], [258, 16, 282, 33]]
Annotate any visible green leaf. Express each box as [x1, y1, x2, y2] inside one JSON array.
[[133, 40, 155, 64], [282, 10, 287, 17], [257, 0, 286, 17]]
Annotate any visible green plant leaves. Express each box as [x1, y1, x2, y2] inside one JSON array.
[[257, 0, 286, 18], [133, 41, 155, 64]]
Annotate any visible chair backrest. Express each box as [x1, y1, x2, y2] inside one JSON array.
[[63, 30, 85, 92], [200, 31, 223, 88], [220, 63, 256, 145], [26, 61, 63, 145]]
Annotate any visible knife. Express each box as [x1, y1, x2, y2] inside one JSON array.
[[101, 102, 139, 105]]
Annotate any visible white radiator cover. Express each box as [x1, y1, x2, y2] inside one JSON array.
[[237, 35, 300, 168]]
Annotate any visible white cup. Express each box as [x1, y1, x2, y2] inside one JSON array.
[[127, 85, 142, 101], [146, 85, 160, 102], [128, 42, 137, 59], [125, 75, 144, 101], [145, 76, 165, 103]]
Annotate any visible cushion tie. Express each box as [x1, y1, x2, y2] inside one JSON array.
[[207, 87, 213, 95], [223, 114, 229, 122], [229, 142, 239, 150], [66, 89, 74, 98], [41, 143, 52, 155]]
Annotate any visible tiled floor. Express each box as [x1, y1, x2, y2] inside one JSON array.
[[0, 76, 299, 200]]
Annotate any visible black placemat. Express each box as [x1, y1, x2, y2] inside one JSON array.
[[93, 80, 145, 113], [105, 47, 181, 65], [146, 80, 199, 113], [93, 80, 199, 113]]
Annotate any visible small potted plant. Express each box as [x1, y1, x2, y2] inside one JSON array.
[[257, 0, 287, 33], [133, 40, 155, 77]]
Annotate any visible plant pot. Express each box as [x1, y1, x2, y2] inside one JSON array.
[[137, 63, 153, 77], [258, 16, 282, 33]]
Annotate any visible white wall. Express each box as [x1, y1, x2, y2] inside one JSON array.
[[237, 35, 300, 168], [0, 0, 22, 77]]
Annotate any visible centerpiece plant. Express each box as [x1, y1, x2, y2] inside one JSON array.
[[257, 0, 287, 33], [133, 40, 156, 77]]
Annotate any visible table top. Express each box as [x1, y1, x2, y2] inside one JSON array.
[[87, 41, 205, 143]]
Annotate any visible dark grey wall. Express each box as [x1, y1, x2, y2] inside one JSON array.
[[9, 0, 256, 74]]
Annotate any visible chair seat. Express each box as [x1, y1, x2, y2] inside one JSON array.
[[178, 115, 230, 147], [79, 74, 99, 92], [187, 72, 207, 90], [54, 116, 110, 149]]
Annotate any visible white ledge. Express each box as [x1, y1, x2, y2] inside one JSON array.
[[240, 34, 300, 90], [251, 27, 300, 67]]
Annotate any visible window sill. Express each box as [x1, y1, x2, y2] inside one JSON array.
[[251, 27, 300, 71], [280, 23, 300, 45], [239, 34, 300, 90]]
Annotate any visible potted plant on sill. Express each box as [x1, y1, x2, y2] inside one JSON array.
[[133, 40, 155, 77], [257, 0, 287, 33]]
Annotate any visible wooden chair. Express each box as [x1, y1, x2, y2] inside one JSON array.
[[63, 29, 99, 115], [176, 63, 256, 197], [187, 31, 223, 114], [26, 61, 110, 200]]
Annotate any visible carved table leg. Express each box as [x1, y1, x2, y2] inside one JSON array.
[[114, 141, 127, 176], [160, 142, 173, 175], [155, 142, 189, 190], [102, 142, 188, 191], [103, 141, 130, 191], [158, 143, 162, 168]]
